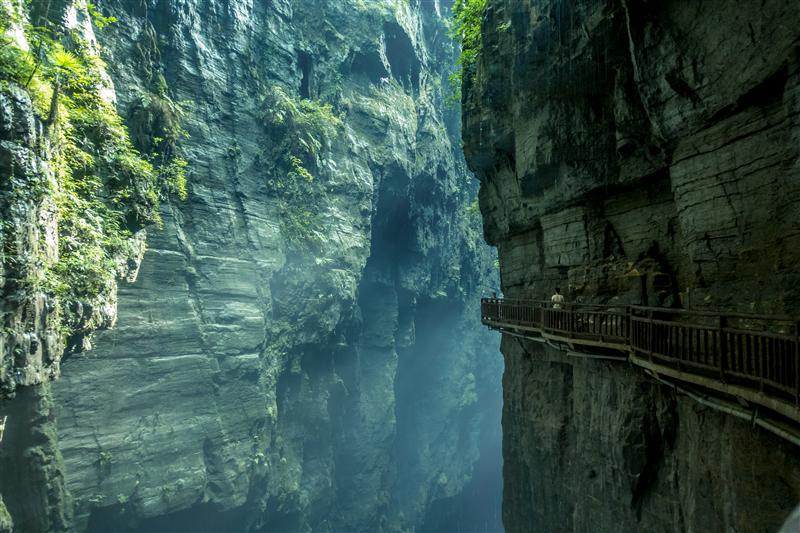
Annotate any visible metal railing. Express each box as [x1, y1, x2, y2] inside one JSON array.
[[481, 298, 800, 420], [480, 298, 544, 329], [628, 307, 799, 405]]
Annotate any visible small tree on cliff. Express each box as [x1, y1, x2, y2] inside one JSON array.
[[448, 0, 486, 103]]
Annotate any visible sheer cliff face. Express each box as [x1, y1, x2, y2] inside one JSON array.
[[1, 0, 502, 531], [463, 0, 800, 531]]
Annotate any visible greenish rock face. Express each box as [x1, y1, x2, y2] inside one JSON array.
[[463, 0, 800, 532], [1, 0, 503, 531], [0, 499, 10, 533]]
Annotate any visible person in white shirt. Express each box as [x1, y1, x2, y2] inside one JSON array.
[[551, 287, 565, 309]]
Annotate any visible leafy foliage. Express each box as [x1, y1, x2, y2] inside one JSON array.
[[262, 86, 343, 248], [290, 155, 314, 183], [448, 0, 486, 103], [264, 85, 342, 160], [466, 198, 480, 217], [86, 3, 118, 30], [127, 90, 191, 201], [0, 5, 188, 341]]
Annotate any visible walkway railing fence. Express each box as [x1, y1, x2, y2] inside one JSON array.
[[481, 298, 800, 419]]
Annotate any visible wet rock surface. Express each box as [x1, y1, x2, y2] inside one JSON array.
[[463, 0, 800, 531]]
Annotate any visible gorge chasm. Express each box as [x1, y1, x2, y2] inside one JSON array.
[[4, 0, 800, 532]]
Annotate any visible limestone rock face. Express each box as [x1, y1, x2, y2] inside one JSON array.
[[0, 84, 65, 395], [0, 1, 148, 400], [0, 0, 502, 531], [0, 83, 75, 533], [463, 0, 800, 531]]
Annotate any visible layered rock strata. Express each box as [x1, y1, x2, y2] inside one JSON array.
[[463, 0, 800, 531], [0, 0, 503, 531]]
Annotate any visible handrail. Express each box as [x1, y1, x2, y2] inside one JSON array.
[[632, 304, 799, 322], [484, 298, 631, 310], [480, 297, 800, 424], [485, 299, 800, 321]]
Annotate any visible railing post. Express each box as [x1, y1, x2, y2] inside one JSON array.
[[795, 321, 799, 406], [568, 306, 574, 338], [647, 309, 654, 364], [719, 315, 727, 384], [571, 306, 577, 338], [758, 335, 765, 393], [676, 320, 683, 374], [625, 306, 631, 346]]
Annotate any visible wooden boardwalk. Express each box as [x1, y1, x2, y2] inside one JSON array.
[[481, 298, 800, 425]]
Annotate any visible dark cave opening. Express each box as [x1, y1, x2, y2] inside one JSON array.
[[346, 48, 389, 85], [384, 21, 421, 92], [520, 162, 560, 196], [371, 164, 415, 267], [298, 50, 313, 99]]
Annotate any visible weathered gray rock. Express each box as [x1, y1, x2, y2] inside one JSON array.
[[0, 0, 502, 531], [0, 383, 72, 533], [463, 0, 800, 531], [0, 498, 11, 533], [0, 81, 76, 533], [0, 84, 64, 395]]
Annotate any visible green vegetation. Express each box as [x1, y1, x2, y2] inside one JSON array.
[[466, 198, 480, 217], [98, 450, 113, 478], [262, 85, 342, 248], [127, 88, 191, 200], [99, 451, 113, 466], [289, 155, 314, 183], [86, 3, 118, 29], [0, 4, 188, 340], [448, 0, 486, 103], [264, 84, 342, 162]]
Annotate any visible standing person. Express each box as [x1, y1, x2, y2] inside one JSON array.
[[551, 287, 565, 309]]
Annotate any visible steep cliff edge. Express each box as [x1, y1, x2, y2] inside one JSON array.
[[0, 1, 177, 528], [463, 0, 800, 531], [2, 0, 503, 531]]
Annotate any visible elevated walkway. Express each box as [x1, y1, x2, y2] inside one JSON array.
[[481, 298, 800, 442]]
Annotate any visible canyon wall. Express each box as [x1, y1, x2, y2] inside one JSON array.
[[1, 0, 503, 531], [463, 0, 800, 531]]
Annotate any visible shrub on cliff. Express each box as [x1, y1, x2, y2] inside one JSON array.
[[262, 85, 343, 248], [448, 0, 486, 103], [0, 2, 187, 345]]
